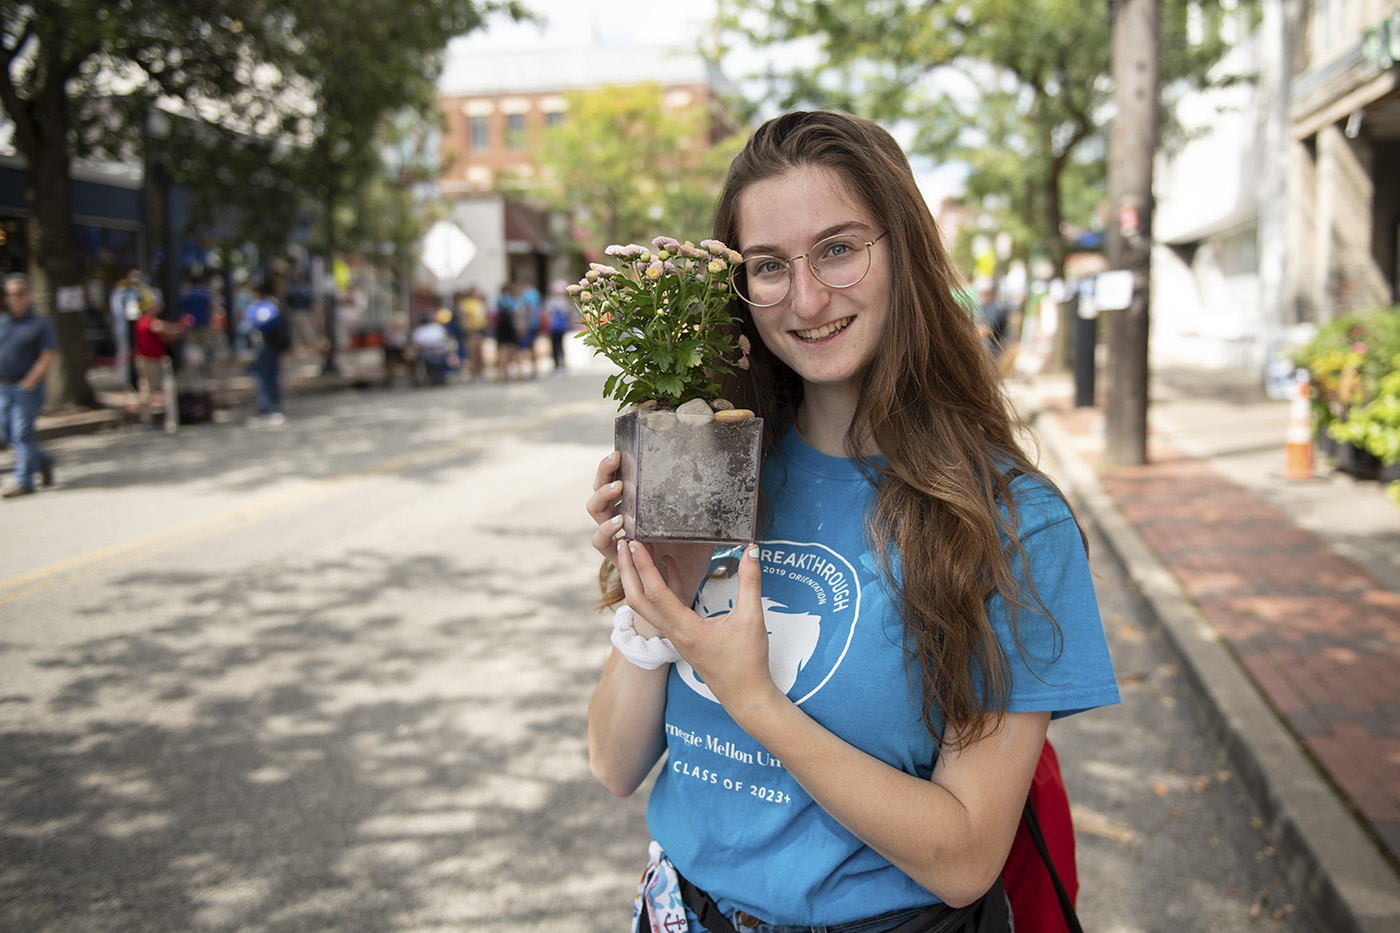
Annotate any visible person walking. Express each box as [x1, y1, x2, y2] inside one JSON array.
[[460, 286, 488, 382], [0, 274, 56, 498], [243, 277, 289, 425], [133, 291, 185, 429], [109, 267, 152, 389], [515, 279, 541, 380], [493, 283, 519, 383], [544, 280, 573, 376], [584, 111, 1120, 932]]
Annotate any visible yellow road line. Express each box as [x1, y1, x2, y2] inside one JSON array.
[[0, 398, 606, 606]]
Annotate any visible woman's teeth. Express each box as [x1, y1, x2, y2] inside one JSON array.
[[795, 317, 853, 342]]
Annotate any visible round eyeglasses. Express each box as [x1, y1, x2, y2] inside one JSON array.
[[729, 231, 889, 308]]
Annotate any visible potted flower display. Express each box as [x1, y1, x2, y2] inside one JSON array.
[[1294, 304, 1400, 500], [572, 237, 762, 543]]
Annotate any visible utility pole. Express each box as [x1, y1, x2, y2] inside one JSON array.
[[1258, 0, 1295, 396], [1104, 0, 1162, 465]]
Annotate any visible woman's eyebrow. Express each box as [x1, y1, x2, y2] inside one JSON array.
[[740, 221, 872, 257]]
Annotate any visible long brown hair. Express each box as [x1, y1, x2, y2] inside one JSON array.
[[598, 111, 1081, 751], [711, 111, 1081, 751]]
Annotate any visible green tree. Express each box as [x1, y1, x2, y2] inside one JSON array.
[[714, 0, 1243, 279], [0, 0, 525, 406], [534, 83, 746, 255]]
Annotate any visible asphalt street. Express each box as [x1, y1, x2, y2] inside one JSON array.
[[0, 351, 1317, 932]]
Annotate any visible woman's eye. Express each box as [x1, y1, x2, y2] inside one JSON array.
[[752, 259, 785, 277]]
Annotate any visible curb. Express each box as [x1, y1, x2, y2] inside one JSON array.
[[1031, 406, 1400, 933]]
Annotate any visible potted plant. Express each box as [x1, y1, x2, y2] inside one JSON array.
[[1295, 305, 1400, 488], [572, 237, 762, 544], [1328, 352, 1400, 504]]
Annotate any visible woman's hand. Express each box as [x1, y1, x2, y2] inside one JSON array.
[[616, 540, 781, 713], [583, 451, 719, 622], [585, 451, 628, 562]]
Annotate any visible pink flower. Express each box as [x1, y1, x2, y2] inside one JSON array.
[[739, 335, 751, 353], [1353, 341, 1368, 354]]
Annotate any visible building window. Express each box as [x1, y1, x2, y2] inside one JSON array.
[[545, 110, 565, 128], [506, 113, 527, 150], [469, 115, 490, 151]]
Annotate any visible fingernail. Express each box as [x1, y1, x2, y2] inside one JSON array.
[[747, 545, 760, 560], [610, 481, 621, 492], [611, 515, 622, 525], [628, 543, 638, 554]]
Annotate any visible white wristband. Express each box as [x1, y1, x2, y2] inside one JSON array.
[[610, 606, 681, 669]]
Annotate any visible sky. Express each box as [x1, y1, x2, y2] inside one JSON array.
[[454, 0, 721, 53], [450, 0, 968, 207]]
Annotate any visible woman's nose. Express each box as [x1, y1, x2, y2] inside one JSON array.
[[786, 259, 828, 317]]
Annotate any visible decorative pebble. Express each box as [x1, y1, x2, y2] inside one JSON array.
[[708, 399, 736, 411], [714, 408, 756, 423], [676, 398, 715, 425], [643, 411, 678, 432], [633, 399, 663, 412]]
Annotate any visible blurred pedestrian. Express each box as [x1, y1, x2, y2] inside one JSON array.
[[110, 267, 154, 388], [0, 274, 56, 498], [437, 306, 463, 378], [243, 277, 290, 425], [516, 278, 541, 380], [459, 286, 488, 382], [179, 271, 218, 374], [134, 290, 185, 429], [545, 280, 573, 376], [493, 283, 519, 382], [975, 279, 1010, 360], [411, 312, 450, 386]]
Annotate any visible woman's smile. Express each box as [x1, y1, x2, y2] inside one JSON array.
[[793, 316, 854, 343]]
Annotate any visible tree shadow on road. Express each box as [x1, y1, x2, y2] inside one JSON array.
[[0, 548, 647, 932]]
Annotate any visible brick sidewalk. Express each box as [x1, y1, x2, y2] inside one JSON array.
[[1049, 400, 1400, 870]]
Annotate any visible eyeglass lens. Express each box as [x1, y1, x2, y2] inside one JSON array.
[[734, 235, 874, 307]]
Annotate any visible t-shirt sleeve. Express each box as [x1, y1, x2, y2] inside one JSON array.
[[991, 479, 1121, 719], [41, 318, 57, 352]]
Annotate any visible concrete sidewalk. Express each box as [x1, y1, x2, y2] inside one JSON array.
[[34, 352, 383, 439], [1015, 366, 1400, 933]]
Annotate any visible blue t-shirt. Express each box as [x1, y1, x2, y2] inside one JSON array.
[[646, 427, 1121, 925], [0, 312, 56, 383], [180, 285, 212, 328]]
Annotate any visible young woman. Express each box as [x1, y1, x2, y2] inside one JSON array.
[[585, 111, 1120, 933]]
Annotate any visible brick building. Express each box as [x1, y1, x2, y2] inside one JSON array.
[[429, 44, 735, 300]]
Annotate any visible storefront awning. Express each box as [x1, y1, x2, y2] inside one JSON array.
[[503, 200, 554, 255], [1159, 203, 1257, 246]]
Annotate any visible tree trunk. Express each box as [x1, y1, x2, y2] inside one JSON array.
[[24, 90, 95, 410]]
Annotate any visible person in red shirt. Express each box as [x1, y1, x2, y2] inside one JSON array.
[[133, 296, 185, 428]]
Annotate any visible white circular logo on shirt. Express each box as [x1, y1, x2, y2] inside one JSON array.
[[686, 540, 862, 706]]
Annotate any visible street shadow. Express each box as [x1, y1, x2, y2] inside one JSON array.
[[0, 548, 647, 932]]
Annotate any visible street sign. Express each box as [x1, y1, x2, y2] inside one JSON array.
[[422, 220, 477, 281]]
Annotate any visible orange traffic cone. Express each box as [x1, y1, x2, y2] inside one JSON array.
[[1284, 374, 1314, 480]]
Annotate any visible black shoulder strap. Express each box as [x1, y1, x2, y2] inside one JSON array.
[[1022, 797, 1085, 933], [680, 875, 740, 933]]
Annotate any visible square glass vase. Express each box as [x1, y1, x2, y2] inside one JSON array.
[[615, 408, 763, 545]]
